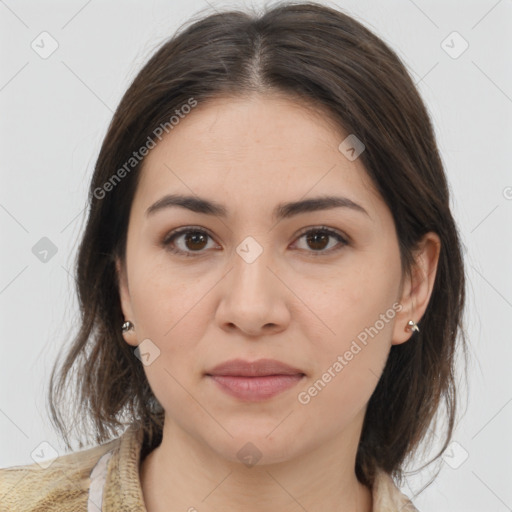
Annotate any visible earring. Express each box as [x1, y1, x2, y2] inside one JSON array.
[[122, 320, 134, 332], [407, 320, 420, 333]]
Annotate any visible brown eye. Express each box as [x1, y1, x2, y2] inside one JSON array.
[[294, 227, 348, 255], [182, 231, 208, 251], [305, 231, 329, 251], [162, 225, 348, 258], [162, 228, 216, 257]]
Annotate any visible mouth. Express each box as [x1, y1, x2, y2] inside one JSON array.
[[204, 358, 306, 402], [206, 374, 306, 401], [205, 357, 305, 377]]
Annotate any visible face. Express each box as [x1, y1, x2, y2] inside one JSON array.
[[116, 93, 422, 465]]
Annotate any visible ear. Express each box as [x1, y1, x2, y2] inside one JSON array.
[[392, 232, 441, 345], [115, 255, 138, 347]]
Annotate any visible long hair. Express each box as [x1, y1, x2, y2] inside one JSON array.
[[48, 0, 468, 488]]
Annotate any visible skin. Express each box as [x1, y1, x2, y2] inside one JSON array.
[[116, 93, 440, 512]]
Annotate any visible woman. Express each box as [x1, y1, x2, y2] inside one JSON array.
[[0, 2, 467, 511]]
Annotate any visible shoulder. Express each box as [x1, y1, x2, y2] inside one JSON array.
[[371, 467, 418, 512], [0, 436, 121, 512]]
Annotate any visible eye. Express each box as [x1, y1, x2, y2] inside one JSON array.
[[161, 225, 349, 257], [161, 227, 217, 257], [292, 226, 349, 256]]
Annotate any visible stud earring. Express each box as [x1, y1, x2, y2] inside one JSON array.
[[122, 320, 135, 332], [406, 320, 420, 333]]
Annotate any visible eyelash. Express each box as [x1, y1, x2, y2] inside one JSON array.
[[161, 225, 349, 258]]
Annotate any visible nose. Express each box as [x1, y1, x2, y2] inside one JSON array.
[[214, 244, 291, 337]]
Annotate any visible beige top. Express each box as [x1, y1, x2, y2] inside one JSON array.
[[0, 424, 418, 511]]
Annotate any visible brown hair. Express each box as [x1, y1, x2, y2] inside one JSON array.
[[48, 0, 468, 489]]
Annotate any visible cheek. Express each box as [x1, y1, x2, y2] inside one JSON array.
[[293, 250, 401, 344], [296, 319, 393, 427], [128, 252, 209, 338], [293, 252, 400, 409]]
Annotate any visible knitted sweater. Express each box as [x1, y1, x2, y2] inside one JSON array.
[[0, 424, 418, 511]]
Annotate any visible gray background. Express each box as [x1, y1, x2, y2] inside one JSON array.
[[1, 0, 511, 510]]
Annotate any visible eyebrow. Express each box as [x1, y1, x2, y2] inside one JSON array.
[[145, 194, 370, 221]]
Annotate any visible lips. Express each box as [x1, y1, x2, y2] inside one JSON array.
[[205, 358, 306, 377], [205, 358, 306, 401]]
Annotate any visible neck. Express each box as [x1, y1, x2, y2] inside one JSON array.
[[139, 410, 373, 512]]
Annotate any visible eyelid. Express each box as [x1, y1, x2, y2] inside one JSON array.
[[294, 225, 350, 244], [161, 225, 215, 245]]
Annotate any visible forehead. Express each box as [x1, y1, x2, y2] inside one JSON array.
[[133, 94, 379, 216], [152, 94, 345, 158]]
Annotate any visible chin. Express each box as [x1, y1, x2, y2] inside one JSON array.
[[206, 428, 305, 467]]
